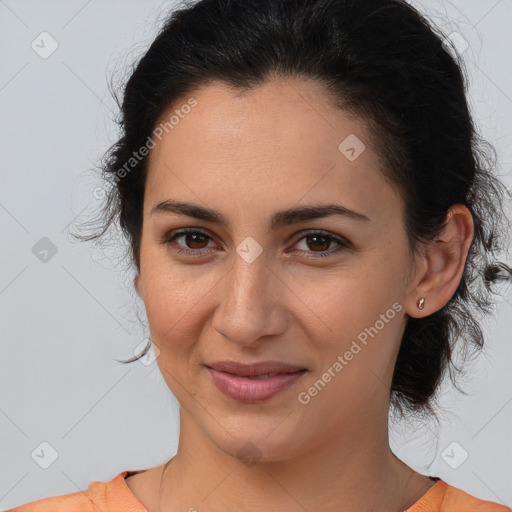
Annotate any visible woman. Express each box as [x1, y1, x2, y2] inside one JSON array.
[[10, 0, 512, 510]]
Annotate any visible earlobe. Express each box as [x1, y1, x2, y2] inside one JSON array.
[[134, 275, 143, 297], [405, 204, 474, 318]]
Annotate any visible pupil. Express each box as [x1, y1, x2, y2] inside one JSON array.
[[308, 235, 329, 251], [183, 234, 331, 251], [187, 233, 207, 249]]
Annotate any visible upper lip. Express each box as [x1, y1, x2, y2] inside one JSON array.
[[206, 361, 306, 377]]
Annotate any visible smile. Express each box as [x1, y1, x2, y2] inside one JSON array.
[[206, 367, 307, 402]]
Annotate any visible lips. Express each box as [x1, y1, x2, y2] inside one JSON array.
[[206, 360, 306, 377], [244, 373, 282, 379], [205, 361, 307, 402]]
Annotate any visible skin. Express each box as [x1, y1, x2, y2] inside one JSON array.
[[128, 77, 474, 512]]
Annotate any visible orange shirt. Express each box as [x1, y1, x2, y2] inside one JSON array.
[[7, 470, 512, 512]]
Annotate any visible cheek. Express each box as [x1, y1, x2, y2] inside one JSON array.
[[141, 264, 219, 350], [299, 259, 405, 357], [296, 270, 377, 333], [145, 289, 195, 348], [300, 285, 404, 417], [142, 283, 201, 391]]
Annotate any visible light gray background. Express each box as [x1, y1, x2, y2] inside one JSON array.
[[1, 0, 511, 509]]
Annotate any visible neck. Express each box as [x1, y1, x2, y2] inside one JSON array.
[[157, 408, 434, 512]]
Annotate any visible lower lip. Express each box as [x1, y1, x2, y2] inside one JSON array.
[[206, 367, 307, 402]]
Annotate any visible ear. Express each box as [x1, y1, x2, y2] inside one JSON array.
[[134, 274, 143, 298], [405, 204, 474, 318]]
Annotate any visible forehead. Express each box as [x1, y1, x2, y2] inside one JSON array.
[[144, 78, 399, 222], [150, 77, 367, 161]]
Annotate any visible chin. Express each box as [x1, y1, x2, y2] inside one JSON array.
[[208, 423, 308, 465]]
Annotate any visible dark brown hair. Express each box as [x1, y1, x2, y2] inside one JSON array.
[[73, 0, 512, 422]]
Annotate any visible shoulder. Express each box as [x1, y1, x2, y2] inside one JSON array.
[[8, 492, 92, 512], [7, 488, 98, 512], [6, 470, 147, 512], [442, 482, 512, 512], [409, 479, 512, 512]]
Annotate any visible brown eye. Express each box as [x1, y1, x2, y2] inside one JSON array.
[[160, 229, 216, 256], [304, 234, 331, 252], [182, 232, 209, 249], [292, 230, 350, 258]]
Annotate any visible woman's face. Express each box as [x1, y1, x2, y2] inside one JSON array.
[[136, 77, 419, 461]]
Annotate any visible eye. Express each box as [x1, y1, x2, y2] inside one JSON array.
[[160, 228, 218, 256], [160, 228, 350, 258], [290, 230, 350, 258]]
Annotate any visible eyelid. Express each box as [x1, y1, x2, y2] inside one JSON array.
[[289, 229, 351, 257], [160, 227, 351, 256], [159, 227, 218, 251]]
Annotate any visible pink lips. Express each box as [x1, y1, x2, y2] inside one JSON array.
[[206, 361, 307, 402]]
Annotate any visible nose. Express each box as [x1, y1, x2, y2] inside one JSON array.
[[211, 250, 288, 347]]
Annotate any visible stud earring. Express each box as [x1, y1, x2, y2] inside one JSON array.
[[417, 297, 425, 310]]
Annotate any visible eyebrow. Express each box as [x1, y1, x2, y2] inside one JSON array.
[[150, 199, 370, 229]]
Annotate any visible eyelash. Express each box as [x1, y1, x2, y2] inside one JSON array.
[[159, 228, 350, 258]]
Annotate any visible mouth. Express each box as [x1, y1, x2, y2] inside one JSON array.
[[205, 362, 307, 402], [205, 360, 307, 376], [237, 372, 293, 379]]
